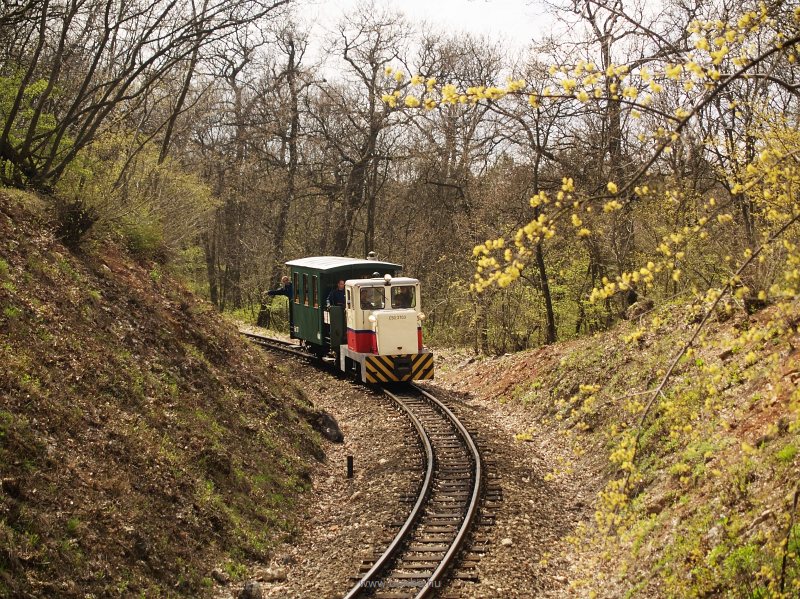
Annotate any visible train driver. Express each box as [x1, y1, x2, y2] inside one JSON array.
[[392, 286, 414, 309], [360, 287, 385, 310]]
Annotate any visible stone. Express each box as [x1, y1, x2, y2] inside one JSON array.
[[263, 568, 288, 582], [211, 568, 230, 584], [238, 580, 263, 599], [624, 299, 655, 320], [313, 410, 344, 443], [501, 537, 513, 546]]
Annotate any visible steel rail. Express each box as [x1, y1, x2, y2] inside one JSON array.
[[240, 331, 314, 360], [242, 331, 482, 597]]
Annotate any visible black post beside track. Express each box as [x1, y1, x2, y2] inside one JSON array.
[[242, 331, 483, 598]]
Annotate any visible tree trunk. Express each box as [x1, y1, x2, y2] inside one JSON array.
[[535, 242, 557, 344]]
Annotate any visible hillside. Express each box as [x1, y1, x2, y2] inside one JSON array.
[[0, 190, 324, 596], [434, 298, 800, 597]]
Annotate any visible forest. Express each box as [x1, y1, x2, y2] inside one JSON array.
[[3, 0, 796, 356], [3, 0, 800, 596]]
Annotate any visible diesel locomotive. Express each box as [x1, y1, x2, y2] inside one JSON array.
[[283, 256, 434, 383]]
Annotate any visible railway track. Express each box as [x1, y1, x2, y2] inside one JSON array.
[[240, 331, 313, 359], [345, 383, 482, 598], [242, 330, 485, 598]]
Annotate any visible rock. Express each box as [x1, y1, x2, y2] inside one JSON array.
[[312, 410, 344, 443], [645, 494, 670, 515], [239, 580, 263, 599], [750, 509, 774, 529], [263, 568, 288, 582], [211, 568, 230, 585], [351, 491, 362, 501], [624, 299, 655, 320], [501, 537, 513, 546], [378, 458, 387, 465], [705, 525, 723, 546]]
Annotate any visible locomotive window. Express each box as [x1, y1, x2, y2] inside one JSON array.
[[360, 287, 385, 310], [293, 273, 299, 303], [391, 285, 416, 309], [302, 274, 309, 306], [312, 275, 318, 308], [346, 289, 352, 308]]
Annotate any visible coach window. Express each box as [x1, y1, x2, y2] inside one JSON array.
[[312, 275, 318, 308], [391, 285, 416, 309], [360, 287, 385, 310], [302, 274, 309, 306], [293, 273, 300, 303], [346, 289, 352, 309]]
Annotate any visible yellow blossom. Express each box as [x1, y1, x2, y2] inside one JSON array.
[[562, 79, 577, 93], [404, 95, 420, 108], [607, 181, 618, 194]]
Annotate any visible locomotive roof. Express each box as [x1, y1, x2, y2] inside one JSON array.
[[285, 256, 401, 272], [349, 277, 418, 286]]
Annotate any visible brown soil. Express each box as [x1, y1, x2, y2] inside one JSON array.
[[0, 190, 323, 596]]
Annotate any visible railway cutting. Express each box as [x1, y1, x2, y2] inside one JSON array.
[[243, 331, 490, 597]]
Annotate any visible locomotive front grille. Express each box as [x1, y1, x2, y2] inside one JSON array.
[[393, 355, 412, 376], [364, 353, 434, 383]]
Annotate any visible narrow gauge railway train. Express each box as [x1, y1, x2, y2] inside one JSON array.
[[284, 256, 434, 383]]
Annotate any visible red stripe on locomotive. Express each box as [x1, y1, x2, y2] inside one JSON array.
[[347, 329, 377, 353]]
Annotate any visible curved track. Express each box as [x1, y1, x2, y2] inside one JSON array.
[[242, 330, 483, 598], [345, 384, 482, 598], [240, 331, 312, 359]]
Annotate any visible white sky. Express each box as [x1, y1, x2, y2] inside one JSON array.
[[295, 0, 555, 56]]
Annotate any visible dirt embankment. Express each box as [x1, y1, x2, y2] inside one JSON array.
[[0, 190, 325, 597], [432, 300, 800, 597]]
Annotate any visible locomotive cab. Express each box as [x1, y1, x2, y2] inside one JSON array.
[[345, 276, 422, 355]]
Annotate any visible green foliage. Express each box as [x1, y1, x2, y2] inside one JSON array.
[[0, 74, 63, 184], [3, 306, 21, 319], [120, 209, 168, 260], [776, 443, 797, 464], [57, 131, 218, 255]]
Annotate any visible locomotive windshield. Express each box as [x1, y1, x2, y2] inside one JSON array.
[[360, 287, 385, 310], [391, 285, 416, 309]]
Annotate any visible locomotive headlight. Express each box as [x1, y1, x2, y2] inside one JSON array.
[[368, 314, 377, 323], [384, 273, 392, 285], [417, 312, 426, 321]]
